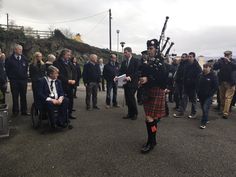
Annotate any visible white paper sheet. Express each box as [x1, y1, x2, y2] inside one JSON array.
[[117, 74, 126, 87]]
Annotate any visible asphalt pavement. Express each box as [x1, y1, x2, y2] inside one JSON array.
[[1, 87, 236, 177]]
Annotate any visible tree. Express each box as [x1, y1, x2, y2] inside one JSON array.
[[59, 28, 74, 39]]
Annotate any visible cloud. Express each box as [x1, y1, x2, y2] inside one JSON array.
[[1, 0, 236, 56], [170, 26, 236, 56]]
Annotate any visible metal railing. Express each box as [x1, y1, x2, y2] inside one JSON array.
[[0, 24, 54, 39]]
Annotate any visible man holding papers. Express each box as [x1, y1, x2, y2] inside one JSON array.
[[119, 47, 140, 120]]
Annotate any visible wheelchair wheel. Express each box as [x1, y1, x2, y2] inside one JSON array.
[[31, 103, 41, 129]]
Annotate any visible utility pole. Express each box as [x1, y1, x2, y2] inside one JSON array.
[[116, 29, 120, 52], [6, 13, 9, 30], [109, 9, 112, 51]]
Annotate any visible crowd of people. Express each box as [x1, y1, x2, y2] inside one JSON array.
[[0, 42, 236, 154]]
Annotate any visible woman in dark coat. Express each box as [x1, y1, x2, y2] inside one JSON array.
[[29, 52, 46, 102], [71, 56, 81, 98]]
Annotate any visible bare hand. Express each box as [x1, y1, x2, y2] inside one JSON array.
[[114, 76, 118, 82], [126, 76, 131, 81], [68, 80, 76, 85], [139, 77, 148, 84]]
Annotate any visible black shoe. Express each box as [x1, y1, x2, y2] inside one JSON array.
[[222, 114, 228, 119], [69, 115, 76, 119], [113, 104, 120, 108], [68, 124, 73, 129], [122, 115, 131, 119], [93, 106, 100, 110], [51, 124, 57, 129], [142, 141, 156, 148], [12, 112, 19, 117], [21, 112, 30, 116], [56, 123, 66, 128], [130, 115, 138, 120], [141, 143, 154, 154], [86, 106, 91, 111]]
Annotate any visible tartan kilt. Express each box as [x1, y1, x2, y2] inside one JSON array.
[[143, 87, 166, 118]]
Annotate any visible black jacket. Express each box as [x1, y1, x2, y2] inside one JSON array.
[[53, 58, 77, 91], [103, 61, 119, 82], [197, 72, 218, 101], [73, 63, 81, 86], [82, 62, 101, 84], [29, 63, 46, 82], [37, 77, 64, 109], [174, 60, 188, 85], [5, 54, 28, 80], [119, 57, 140, 88], [183, 59, 202, 90], [213, 58, 236, 85]]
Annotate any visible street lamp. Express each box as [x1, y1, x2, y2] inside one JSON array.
[[120, 41, 125, 53], [116, 30, 120, 52]]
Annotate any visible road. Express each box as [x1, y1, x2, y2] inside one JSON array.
[[1, 87, 236, 177]]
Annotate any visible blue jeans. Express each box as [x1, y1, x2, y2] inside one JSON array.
[[200, 97, 212, 125], [106, 81, 118, 106], [179, 89, 197, 115]]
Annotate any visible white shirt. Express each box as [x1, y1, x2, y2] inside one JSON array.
[[14, 54, 21, 60], [45, 77, 59, 101]]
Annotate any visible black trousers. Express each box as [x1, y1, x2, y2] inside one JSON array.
[[64, 85, 74, 116], [32, 81, 39, 103], [45, 98, 68, 126], [106, 81, 118, 106], [124, 85, 138, 117], [86, 82, 98, 108], [10, 79, 28, 114], [174, 83, 183, 109]]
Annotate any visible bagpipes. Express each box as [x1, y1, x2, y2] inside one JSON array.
[[154, 16, 175, 63], [137, 17, 174, 105]]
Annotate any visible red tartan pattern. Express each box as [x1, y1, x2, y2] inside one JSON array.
[[143, 87, 166, 118]]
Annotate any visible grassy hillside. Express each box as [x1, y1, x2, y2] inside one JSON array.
[[0, 28, 113, 64]]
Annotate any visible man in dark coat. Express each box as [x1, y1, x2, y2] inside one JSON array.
[[119, 47, 139, 120], [173, 52, 202, 118], [213, 51, 236, 119], [5, 44, 29, 116], [53, 49, 77, 119], [139, 39, 168, 153], [103, 53, 120, 108], [82, 54, 101, 110], [173, 53, 188, 110], [37, 66, 69, 128]]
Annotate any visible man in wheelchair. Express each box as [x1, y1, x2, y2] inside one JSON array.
[[37, 66, 70, 129]]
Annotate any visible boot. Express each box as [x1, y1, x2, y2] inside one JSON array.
[[153, 119, 159, 145], [141, 121, 157, 154], [142, 121, 151, 148]]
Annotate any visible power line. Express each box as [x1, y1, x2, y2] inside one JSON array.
[[83, 13, 107, 35], [9, 10, 108, 25]]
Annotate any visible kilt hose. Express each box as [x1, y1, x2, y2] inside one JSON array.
[[143, 87, 166, 119]]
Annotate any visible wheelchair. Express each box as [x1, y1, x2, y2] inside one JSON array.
[[30, 102, 59, 129]]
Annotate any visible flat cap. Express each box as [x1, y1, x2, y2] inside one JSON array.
[[224, 50, 232, 55]]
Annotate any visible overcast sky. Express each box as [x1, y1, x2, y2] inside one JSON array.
[[1, 0, 236, 56]]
